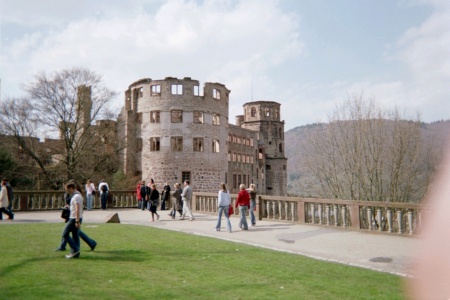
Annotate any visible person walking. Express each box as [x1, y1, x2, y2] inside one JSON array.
[[61, 181, 83, 258], [235, 184, 250, 230], [85, 179, 96, 211], [136, 181, 142, 209], [161, 182, 171, 210], [2, 178, 14, 220], [180, 180, 194, 221], [169, 183, 183, 219], [0, 180, 14, 220], [98, 179, 109, 210], [148, 183, 160, 221], [215, 183, 232, 233], [139, 180, 148, 211], [56, 183, 97, 252], [247, 184, 257, 227]]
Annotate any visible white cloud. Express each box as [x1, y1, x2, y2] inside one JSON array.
[[1, 0, 304, 121]]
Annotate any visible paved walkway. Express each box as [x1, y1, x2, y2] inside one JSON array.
[[2, 208, 418, 276]]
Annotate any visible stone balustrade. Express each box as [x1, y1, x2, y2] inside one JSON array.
[[13, 190, 423, 235]]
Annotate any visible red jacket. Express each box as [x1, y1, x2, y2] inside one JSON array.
[[136, 184, 142, 200], [235, 190, 250, 208]]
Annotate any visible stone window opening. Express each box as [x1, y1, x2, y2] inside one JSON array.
[[171, 136, 183, 152], [182, 171, 191, 183], [194, 85, 203, 96], [233, 153, 236, 162], [213, 88, 221, 100], [212, 139, 220, 153], [279, 143, 283, 153], [139, 87, 144, 97], [193, 137, 204, 152], [171, 110, 183, 123], [137, 138, 142, 151], [150, 137, 160, 151], [258, 148, 263, 159], [193, 111, 204, 124], [212, 114, 220, 125], [150, 111, 160, 123], [171, 84, 183, 95], [228, 151, 231, 161], [136, 113, 142, 123], [151, 85, 161, 96], [251, 107, 256, 117], [265, 107, 270, 117]]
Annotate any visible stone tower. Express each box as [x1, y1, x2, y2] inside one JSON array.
[[240, 101, 287, 196], [121, 77, 230, 192]]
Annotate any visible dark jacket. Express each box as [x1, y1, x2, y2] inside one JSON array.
[[149, 188, 159, 205]]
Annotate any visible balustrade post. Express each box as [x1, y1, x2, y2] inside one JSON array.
[[325, 204, 330, 225], [367, 207, 373, 230], [408, 210, 414, 235], [341, 206, 347, 227], [397, 210, 403, 234], [318, 204, 323, 224], [377, 209, 382, 231], [334, 205, 338, 226], [297, 201, 305, 223], [291, 202, 295, 222], [266, 201, 271, 218], [310, 203, 315, 224], [272, 201, 277, 220], [387, 209, 393, 233]]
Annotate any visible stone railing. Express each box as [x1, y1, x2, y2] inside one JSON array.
[[13, 190, 139, 211], [13, 190, 423, 235], [192, 193, 424, 235]]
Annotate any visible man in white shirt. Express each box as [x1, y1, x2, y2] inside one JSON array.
[[98, 179, 110, 210], [62, 182, 83, 259]]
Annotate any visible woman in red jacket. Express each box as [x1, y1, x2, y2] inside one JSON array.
[[235, 184, 250, 230]]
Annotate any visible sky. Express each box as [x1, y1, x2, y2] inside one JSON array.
[[0, 0, 449, 131]]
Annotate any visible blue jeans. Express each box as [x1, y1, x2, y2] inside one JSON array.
[[86, 193, 94, 210], [216, 205, 232, 232], [250, 201, 256, 225], [59, 219, 96, 250], [238, 205, 249, 230], [101, 192, 108, 209], [62, 219, 80, 253]]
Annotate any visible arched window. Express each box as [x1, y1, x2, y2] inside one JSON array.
[[251, 107, 256, 117], [265, 107, 270, 117], [279, 143, 283, 153]]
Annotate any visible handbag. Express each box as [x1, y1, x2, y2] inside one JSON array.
[[60, 208, 70, 220], [228, 205, 234, 216]]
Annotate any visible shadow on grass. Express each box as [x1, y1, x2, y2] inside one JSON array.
[[0, 249, 147, 276]]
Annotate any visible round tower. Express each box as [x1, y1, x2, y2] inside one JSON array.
[[123, 77, 230, 192]]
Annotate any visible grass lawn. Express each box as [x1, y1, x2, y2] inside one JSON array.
[[0, 223, 405, 299]]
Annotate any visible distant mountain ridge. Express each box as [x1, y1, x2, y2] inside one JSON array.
[[285, 120, 450, 197]]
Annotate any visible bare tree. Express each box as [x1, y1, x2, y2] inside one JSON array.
[[300, 95, 431, 203], [0, 67, 120, 189]]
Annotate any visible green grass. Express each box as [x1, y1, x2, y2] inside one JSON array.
[[0, 223, 405, 299]]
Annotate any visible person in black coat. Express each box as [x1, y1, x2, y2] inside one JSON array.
[[161, 182, 171, 210], [148, 183, 160, 221]]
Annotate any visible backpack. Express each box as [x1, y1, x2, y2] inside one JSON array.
[[101, 184, 108, 192]]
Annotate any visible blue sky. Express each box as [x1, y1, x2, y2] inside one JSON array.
[[0, 0, 448, 130]]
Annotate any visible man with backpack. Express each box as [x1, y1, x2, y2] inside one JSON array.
[[98, 179, 109, 210]]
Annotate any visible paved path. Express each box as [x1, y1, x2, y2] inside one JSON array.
[[2, 208, 418, 276]]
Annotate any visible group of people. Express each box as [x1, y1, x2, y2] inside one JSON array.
[[136, 179, 195, 222], [215, 183, 257, 232], [85, 179, 110, 210], [0, 178, 14, 221]]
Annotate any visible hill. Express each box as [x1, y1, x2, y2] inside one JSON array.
[[285, 120, 450, 198]]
